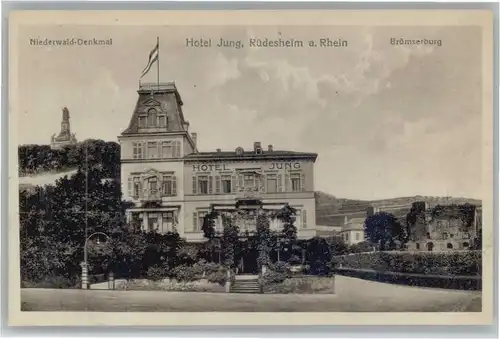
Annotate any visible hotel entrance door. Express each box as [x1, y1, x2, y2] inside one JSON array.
[[236, 246, 259, 275]]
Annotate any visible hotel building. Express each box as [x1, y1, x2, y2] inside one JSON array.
[[118, 82, 318, 245]]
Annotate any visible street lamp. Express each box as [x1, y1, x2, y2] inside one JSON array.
[[81, 232, 109, 289]]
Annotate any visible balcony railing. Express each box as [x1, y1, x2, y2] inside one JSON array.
[[141, 189, 162, 201], [235, 187, 262, 200]]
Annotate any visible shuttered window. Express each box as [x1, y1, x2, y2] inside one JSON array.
[[147, 142, 158, 159], [215, 175, 221, 194], [132, 142, 144, 159], [222, 175, 231, 193], [173, 141, 181, 157], [161, 175, 177, 196], [172, 176, 177, 196], [161, 141, 172, 158], [302, 210, 307, 228], [291, 173, 301, 192], [127, 178, 133, 197], [231, 175, 237, 193], [300, 173, 305, 192], [198, 176, 209, 194], [192, 212, 198, 231], [192, 176, 197, 194], [208, 176, 213, 194], [277, 174, 283, 192]]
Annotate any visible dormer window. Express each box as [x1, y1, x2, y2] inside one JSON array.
[[147, 108, 157, 127], [138, 116, 146, 128], [236, 147, 244, 156]]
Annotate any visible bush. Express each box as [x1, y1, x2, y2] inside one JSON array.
[[170, 260, 229, 284], [270, 261, 291, 274], [260, 261, 292, 285], [349, 241, 374, 254], [146, 264, 169, 281], [202, 262, 228, 285], [22, 276, 77, 289], [170, 265, 202, 282], [331, 250, 481, 276]]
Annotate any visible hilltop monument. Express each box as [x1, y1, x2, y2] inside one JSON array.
[[50, 107, 77, 150]]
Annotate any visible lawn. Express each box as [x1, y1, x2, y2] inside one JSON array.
[[21, 276, 481, 312]]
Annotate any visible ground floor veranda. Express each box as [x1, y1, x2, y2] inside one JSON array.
[[126, 198, 316, 274]]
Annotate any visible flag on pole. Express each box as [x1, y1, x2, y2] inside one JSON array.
[[140, 41, 159, 78]]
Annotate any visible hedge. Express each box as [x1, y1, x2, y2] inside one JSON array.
[[334, 268, 481, 290], [331, 250, 481, 276]]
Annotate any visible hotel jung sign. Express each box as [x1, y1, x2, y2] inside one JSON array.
[[192, 162, 301, 172]]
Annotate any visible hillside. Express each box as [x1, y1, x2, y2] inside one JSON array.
[[314, 191, 481, 226]]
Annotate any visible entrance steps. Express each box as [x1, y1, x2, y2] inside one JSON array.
[[230, 275, 261, 294]]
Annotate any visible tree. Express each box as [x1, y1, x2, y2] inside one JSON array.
[[256, 212, 272, 268], [305, 237, 332, 275], [349, 240, 374, 253], [326, 235, 348, 255], [19, 151, 128, 283], [274, 204, 299, 263], [364, 212, 406, 251], [221, 214, 239, 269]]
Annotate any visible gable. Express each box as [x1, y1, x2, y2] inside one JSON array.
[[142, 99, 161, 107]]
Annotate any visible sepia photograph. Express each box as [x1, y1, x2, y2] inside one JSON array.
[[8, 10, 494, 326]]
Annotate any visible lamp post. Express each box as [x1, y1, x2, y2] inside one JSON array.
[[81, 232, 110, 289]]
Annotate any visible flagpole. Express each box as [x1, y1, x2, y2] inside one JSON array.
[[157, 36, 160, 90]]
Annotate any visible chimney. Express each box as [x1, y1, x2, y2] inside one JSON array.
[[366, 206, 380, 217], [191, 133, 197, 147], [254, 142, 262, 153], [216, 148, 221, 152], [268, 144, 273, 152]]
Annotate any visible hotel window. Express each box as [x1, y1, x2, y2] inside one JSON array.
[[162, 175, 177, 196], [133, 177, 142, 198], [173, 141, 181, 157], [291, 173, 301, 192], [194, 211, 208, 231], [198, 176, 209, 194], [158, 115, 166, 128], [266, 175, 278, 193], [127, 176, 142, 199], [244, 174, 255, 188], [161, 141, 172, 158], [345, 233, 349, 241], [138, 116, 147, 128], [147, 142, 158, 159], [356, 233, 360, 241], [147, 177, 159, 198], [162, 211, 175, 233], [147, 213, 159, 232], [147, 108, 157, 127], [222, 175, 232, 193], [302, 210, 307, 228], [132, 142, 144, 159]]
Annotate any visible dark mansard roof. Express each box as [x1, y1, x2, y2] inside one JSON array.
[[184, 149, 318, 162]]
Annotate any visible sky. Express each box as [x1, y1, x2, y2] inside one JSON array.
[[15, 24, 483, 200]]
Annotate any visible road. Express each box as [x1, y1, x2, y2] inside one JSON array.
[[21, 276, 481, 312]]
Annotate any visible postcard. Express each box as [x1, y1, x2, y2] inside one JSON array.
[[8, 9, 494, 326]]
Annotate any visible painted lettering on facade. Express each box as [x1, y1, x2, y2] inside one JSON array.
[[192, 162, 301, 172], [269, 162, 301, 170], [192, 163, 229, 172]]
